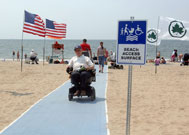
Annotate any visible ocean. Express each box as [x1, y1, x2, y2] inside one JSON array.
[[0, 39, 189, 60]]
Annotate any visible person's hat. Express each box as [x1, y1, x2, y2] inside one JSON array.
[[74, 45, 81, 51]]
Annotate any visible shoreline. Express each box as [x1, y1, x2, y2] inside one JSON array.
[[0, 58, 177, 61]]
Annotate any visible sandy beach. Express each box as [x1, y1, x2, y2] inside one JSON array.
[[0, 61, 189, 135], [0, 61, 69, 131], [107, 62, 189, 135]]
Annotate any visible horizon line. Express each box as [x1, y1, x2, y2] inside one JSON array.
[[0, 38, 117, 40]]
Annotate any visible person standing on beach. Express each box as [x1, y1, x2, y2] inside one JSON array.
[[80, 39, 92, 58], [97, 42, 106, 73], [17, 51, 20, 61], [174, 49, 178, 62], [154, 56, 160, 66], [157, 51, 160, 58], [178, 53, 183, 62], [171, 50, 175, 62], [171, 49, 178, 62], [12, 51, 15, 61], [24, 53, 27, 60]]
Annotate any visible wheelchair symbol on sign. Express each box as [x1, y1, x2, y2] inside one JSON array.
[[120, 24, 144, 41]]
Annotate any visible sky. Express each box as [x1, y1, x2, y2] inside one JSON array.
[[0, 0, 189, 39]]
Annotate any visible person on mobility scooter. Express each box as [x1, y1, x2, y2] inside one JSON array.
[[66, 45, 96, 101]]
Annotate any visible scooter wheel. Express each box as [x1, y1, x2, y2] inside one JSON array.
[[90, 87, 96, 101], [68, 94, 73, 101]]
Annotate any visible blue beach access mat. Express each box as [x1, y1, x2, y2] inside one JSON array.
[[0, 66, 108, 135]]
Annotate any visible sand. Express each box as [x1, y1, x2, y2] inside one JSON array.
[[0, 61, 189, 135], [107, 63, 189, 135], [0, 61, 69, 131]]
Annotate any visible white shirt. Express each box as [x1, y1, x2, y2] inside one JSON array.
[[30, 51, 37, 57], [172, 51, 175, 56], [97, 46, 105, 56], [110, 52, 116, 61], [68, 55, 94, 71]]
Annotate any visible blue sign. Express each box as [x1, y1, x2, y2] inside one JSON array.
[[117, 20, 147, 65]]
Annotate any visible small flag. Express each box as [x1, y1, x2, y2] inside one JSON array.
[[23, 10, 46, 37], [147, 28, 161, 46], [159, 16, 189, 40], [46, 19, 67, 39]]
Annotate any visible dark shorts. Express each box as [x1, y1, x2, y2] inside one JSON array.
[[30, 56, 36, 61], [82, 52, 89, 57]]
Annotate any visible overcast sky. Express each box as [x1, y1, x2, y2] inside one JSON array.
[[0, 0, 189, 39]]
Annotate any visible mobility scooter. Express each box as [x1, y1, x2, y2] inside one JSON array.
[[66, 67, 96, 101]]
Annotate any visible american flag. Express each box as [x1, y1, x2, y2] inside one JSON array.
[[46, 19, 67, 39], [23, 10, 46, 37]]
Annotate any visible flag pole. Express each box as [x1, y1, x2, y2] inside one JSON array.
[[62, 39, 64, 64], [43, 37, 46, 66], [155, 16, 160, 74], [21, 35, 24, 72], [21, 11, 25, 72]]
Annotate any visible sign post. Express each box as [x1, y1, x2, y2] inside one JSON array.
[[116, 17, 147, 135]]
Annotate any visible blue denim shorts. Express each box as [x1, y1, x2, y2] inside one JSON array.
[[98, 56, 105, 67]]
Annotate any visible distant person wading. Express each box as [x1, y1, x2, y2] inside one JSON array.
[[17, 51, 20, 61], [12, 51, 15, 61]]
